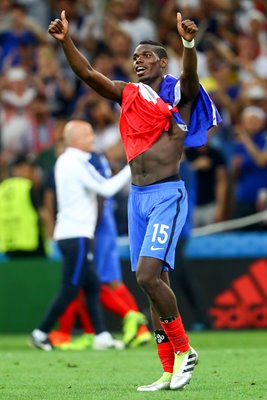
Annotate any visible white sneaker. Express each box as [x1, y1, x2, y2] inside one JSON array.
[[30, 329, 53, 351], [170, 347, 198, 390], [93, 331, 125, 350], [137, 372, 172, 391]]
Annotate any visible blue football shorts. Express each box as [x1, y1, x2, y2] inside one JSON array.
[[128, 180, 188, 272]]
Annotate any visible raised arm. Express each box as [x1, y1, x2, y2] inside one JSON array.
[[48, 10, 126, 102], [177, 12, 199, 104]]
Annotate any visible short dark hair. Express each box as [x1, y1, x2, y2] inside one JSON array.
[[139, 40, 168, 59]]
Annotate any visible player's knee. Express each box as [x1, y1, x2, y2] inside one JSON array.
[[136, 270, 157, 293], [136, 273, 145, 290]]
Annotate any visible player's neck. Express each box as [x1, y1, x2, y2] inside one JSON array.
[[141, 76, 164, 93]]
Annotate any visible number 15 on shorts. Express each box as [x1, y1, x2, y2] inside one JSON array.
[[151, 223, 169, 250]]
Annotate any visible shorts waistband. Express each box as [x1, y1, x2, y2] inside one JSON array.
[[149, 174, 180, 184], [131, 179, 185, 193]]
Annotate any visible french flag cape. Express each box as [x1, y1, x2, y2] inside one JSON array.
[[119, 74, 222, 162]]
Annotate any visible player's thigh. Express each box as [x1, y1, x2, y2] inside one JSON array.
[[128, 193, 147, 272], [140, 188, 188, 269]]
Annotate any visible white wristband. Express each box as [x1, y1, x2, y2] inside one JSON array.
[[182, 38, 195, 49]]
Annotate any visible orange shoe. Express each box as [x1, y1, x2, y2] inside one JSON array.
[[49, 330, 71, 346]]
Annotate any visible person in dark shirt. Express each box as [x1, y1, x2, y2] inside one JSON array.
[[185, 144, 228, 227]]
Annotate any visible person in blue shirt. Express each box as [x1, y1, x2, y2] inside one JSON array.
[[0, 3, 46, 71], [231, 106, 267, 228]]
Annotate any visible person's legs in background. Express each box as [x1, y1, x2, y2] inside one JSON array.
[[30, 237, 116, 351], [50, 280, 152, 349], [49, 221, 152, 349]]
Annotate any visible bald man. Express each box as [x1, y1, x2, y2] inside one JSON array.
[[30, 120, 130, 351]]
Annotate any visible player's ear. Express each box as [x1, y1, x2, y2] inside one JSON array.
[[160, 57, 168, 69]]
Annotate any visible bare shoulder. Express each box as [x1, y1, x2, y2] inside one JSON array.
[[112, 80, 130, 102], [83, 74, 129, 102], [114, 80, 129, 90]]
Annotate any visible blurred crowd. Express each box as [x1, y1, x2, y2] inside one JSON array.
[[0, 0, 267, 251]]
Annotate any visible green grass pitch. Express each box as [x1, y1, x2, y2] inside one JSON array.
[[1, 330, 266, 400]]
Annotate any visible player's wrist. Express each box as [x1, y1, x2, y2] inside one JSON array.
[[182, 38, 195, 49], [61, 33, 70, 44]]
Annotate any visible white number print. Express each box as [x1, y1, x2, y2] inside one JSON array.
[[151, 224, 170, 244]]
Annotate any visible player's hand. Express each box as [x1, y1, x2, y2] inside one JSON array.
[[177, 12, 198, 42], [48, 10, 68, 41]]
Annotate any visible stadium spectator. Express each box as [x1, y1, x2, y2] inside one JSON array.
[[36, 119, 67, 174], [203, 56, 240, 164], [235, 35, 267, 87], [47, 10, 222, 392], [28, 93, 55, 155], [118, 0, 158, 51], [231, 105, 267, 227], [240, 8, 267, 54], [85, 97, 124, 163], [0, 154, 46, 258], [30, 120, 130, 351], [17, 0, 51, 30], [104, 0, 125, 26], [33, 43, 76, 118], [241, 83, 267, 115], [0, 67, 36, 161], [105, 29, 135, 82], [0, 2, 47, 72], [92, 49, 126, 82], [50, 0, 100, 54], [185, 144, 228, 227], [0, 0, 13, 27]]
